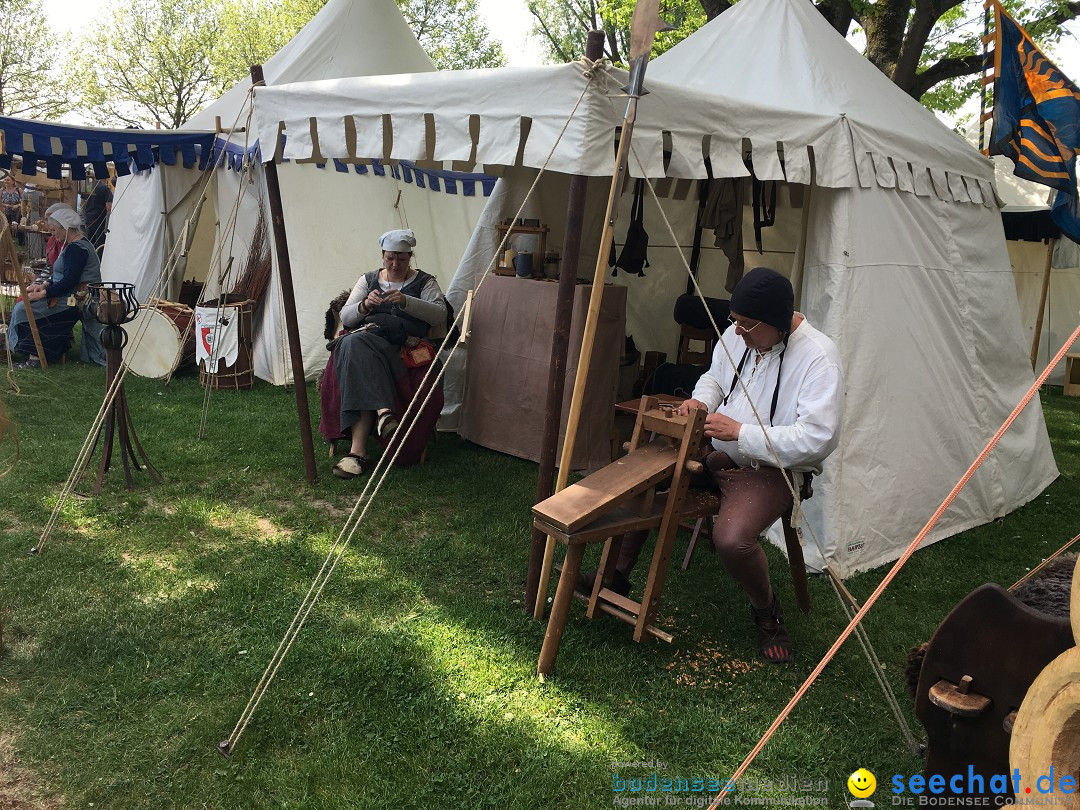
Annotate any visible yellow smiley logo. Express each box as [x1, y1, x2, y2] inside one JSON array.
[[847, 768, 876, 798]]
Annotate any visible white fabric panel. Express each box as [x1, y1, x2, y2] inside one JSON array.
[[750, 138, 784, 181], [316, 116, 349, 159], [475, 115, 522, 166], [281, 120, 314, 161], [783, 143, 812, 186], [948, 172, 971, 203], [964, 176, 984, 206], [627, 128, 666, 179], [913, 166, 935, 198], [893, 159, 914, 194], [871, 153, 896, 189], [708, 139, 750, 178], [352, 115, 385, 160], [434, 112, 474, 162], [390, 113, 428, 160], [929, 168, 950, 200], [102, 172, 167, 302], [666, 131, 706, 179]]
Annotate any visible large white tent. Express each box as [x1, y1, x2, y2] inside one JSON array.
[[103, 0, 492, 384], [249, 0, 1057, 578]]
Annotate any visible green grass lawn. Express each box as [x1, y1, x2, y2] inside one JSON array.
[[0, 358, 1077, 809]]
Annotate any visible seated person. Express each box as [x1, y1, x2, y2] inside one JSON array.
[[7, 207, 105, 368], [331, 229, 447, 479], [583, 267, 844, 664], [1, 175, 21, 228]]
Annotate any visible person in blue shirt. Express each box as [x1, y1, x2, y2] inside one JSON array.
[[7, 207, 104, 368]]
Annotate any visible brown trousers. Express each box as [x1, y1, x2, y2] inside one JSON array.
[[614, 452, 794, 607]]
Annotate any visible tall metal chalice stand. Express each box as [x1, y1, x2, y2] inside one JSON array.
[[83, 282, 160, 494]]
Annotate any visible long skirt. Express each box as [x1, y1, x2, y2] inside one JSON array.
[[333, 330, 405, 435], [7, 300, 79, 360]]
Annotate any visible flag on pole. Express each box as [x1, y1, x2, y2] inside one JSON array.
[[988, 0, 1080, 243]]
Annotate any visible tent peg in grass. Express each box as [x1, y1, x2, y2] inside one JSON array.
[[217, 740, 233, 758]]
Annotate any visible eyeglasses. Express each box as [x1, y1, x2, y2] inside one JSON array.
[[728, 316, 761, 334]]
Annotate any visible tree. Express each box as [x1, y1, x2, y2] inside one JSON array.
[[76, 0, 225, 127], [214, 0, 326, 87], [398, 0, 506, 69], [0, 0, 75, 119], [527, 0, 1080, 114], [526, 0, 703, 66]]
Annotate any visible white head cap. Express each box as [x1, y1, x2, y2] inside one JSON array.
[[45, 202, 74, 218], [379, 229, 416, 253], [50, 207, 83, 231]]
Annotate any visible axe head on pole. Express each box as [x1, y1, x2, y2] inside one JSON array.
[[623, 0, 674, 97]]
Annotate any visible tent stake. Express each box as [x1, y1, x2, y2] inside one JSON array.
[[250, 64, 319, 485], [525, 33, 605, 615]]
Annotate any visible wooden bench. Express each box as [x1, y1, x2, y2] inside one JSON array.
[[533, 398, 707, 675]]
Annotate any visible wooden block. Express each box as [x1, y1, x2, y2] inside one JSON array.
[[532, 442, 676, 533]]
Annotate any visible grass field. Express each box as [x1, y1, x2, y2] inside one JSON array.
[[0, 358, 1077, 809]]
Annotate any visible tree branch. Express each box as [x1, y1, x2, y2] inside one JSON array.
[[912, 52, 983, 99]]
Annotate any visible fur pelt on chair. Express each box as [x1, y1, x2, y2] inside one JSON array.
[[324, 289, 352, 341]]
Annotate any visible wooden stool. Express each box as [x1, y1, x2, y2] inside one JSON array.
[[533, 398, 706, 675], [1065, 353, 1080, 397], [676, 323, 715, 365]]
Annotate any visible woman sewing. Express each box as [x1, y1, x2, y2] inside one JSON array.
[[7, 207, 103, 368], [332, 229, 447, 479]]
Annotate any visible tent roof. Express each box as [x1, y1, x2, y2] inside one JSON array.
[[649, 0, 993, 194], [188, 0, 435, 132], [251, 60, 995, 206], [0, 116, 214, 179]]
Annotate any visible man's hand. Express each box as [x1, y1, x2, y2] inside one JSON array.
[[678, 398, 708, 416], [703, 412, 742, 442]]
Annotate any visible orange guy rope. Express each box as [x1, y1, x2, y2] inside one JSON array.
[[708, 321, 1080, 809]]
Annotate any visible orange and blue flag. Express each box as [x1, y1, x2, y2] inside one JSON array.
[[989, 2, 1080, 243]]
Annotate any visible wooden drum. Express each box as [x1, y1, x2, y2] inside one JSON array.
[[123, 299, 197, 379]]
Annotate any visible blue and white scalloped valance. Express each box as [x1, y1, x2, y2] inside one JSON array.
[[211, 136, 496, 196], [0, 116, 217, 180]]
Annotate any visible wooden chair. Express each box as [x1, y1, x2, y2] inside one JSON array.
[[532, 397, 710, 675], [676, 323, 715, 365]]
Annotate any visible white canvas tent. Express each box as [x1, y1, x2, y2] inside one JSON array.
[[103, 0, 492, 384], [249, 0, 1057, 578]]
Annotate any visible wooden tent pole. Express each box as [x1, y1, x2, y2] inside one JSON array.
[[525, 31, 605, 614], [1, 221, 47, 367], [1030, 237, 1056, 370], [250, 64, 319, 484], [533, 0, 672, 619], [789, 178, 813, 309]]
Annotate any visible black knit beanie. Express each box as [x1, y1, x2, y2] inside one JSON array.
[[729, 267, 794, 334]]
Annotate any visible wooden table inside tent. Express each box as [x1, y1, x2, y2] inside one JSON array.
[[459, 274, 626, 471]]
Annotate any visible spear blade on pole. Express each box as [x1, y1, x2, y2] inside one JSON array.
[[532, 0, 673, 621]]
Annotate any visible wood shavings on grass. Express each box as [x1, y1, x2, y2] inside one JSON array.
[[665, 638, 764, 689]]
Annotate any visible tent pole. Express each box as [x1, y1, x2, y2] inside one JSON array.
[[525, 32, 604, 615], [1030, 237, 1056, 370], [249, 64, 319, 485], [533, 2, 671, 619]]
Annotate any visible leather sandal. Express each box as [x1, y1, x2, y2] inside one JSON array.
[[752, 595, 793, 664], [332, 453, 370, 479], [376, 411, 400, 440]]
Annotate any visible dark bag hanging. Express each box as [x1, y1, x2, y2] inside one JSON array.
[[612, 179, 650, 277]]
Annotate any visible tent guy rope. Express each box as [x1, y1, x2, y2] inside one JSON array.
[[706, 321, 1080, 809], [219, 65, 602, 755]]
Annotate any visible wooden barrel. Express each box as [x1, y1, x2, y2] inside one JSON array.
[[198, 298, 254, 390]]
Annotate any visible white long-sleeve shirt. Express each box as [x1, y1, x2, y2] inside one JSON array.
[[691, 316, 844, 473]]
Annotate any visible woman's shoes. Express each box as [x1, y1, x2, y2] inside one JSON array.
[[332, 453, 371, 479], [376, 411, 400, 440], [14, 359, 41, 369]]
